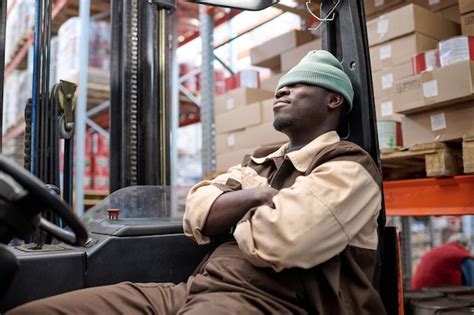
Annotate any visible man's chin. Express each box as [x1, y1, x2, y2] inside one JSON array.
[[273, 118, 293, 132]]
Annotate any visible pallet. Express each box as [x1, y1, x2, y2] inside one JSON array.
[[463, 135, 474, 174], [87, 82, 109, 109], [83, 190, 108, 210], [380, 140, 468, 180]]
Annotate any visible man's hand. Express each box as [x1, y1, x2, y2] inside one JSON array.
[[202, 186, 279, 238]]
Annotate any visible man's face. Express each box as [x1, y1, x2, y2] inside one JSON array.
[[272, 84, 331, 133]]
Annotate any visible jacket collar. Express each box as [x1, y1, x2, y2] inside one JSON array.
[[250, 131, 340, 172]]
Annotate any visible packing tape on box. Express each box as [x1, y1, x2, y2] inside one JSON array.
[[374, 0, 385, 7], [412, 50, 440, 75], [430, 112, 447, 131]]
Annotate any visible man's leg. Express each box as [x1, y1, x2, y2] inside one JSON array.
[[7, 281, 187, 315]]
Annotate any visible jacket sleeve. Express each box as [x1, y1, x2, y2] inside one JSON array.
[[183, 165, 243, 244], [233, 160, 382, 272]]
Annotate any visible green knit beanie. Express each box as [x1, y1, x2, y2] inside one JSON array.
[[276, 50, 354, 111]]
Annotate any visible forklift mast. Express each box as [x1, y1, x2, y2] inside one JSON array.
[[109, 0, 175, 192]]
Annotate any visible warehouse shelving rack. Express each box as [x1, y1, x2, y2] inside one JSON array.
[[2, 0, 111, 214]]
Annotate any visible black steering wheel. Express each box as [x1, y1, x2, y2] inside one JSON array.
[[0, 155, 88, 246]]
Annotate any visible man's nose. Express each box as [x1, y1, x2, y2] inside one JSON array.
[[275, 86, 290, 98]]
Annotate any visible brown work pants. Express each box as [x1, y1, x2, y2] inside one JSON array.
[[8, 242, 307, 314]]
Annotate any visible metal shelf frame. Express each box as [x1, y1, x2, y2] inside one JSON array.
[[4, 0, 68, 78], [384, 175, 474, 217]]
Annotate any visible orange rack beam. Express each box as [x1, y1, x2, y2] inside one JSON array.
[[383, 175, 474, 216]]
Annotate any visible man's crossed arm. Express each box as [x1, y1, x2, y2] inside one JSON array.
[[202, 186, 278, 237]]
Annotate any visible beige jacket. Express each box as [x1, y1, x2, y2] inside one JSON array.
[[183, 131, 381, 272]]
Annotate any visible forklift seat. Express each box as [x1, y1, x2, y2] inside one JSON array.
[[379, 226, 404, 315]]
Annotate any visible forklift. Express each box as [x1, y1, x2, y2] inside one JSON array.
[[0, 0, 402, 313]]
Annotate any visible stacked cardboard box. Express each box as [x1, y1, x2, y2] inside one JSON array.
[[214, 88, 287, 171], [57, 17, 111, 83], [386, 3, 474, 148], [260, 37, 322, 92], [394, 58, 474, 147], [250, 30, 316, 70], [365, 0, 406, 18], [367, 4, 460, 149], [4, 0, 35, 65], [460, 0, 474, 36], [365, 0, 459, 19], [251, 30, 320, 92]]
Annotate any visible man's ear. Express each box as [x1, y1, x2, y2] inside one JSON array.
[[327, 92, 344, 110]]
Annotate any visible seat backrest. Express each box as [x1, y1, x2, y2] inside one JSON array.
[[379, 226, 404, 315]]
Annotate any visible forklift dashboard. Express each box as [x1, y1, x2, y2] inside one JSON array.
[[83, 185, 185, 237]]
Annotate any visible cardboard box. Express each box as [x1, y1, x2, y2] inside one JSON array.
[[215, 101, 262, 134], [401, 101, 474, 147], [216, 147, 259, 171], [436, 4, 461, 24], [250, 30, 315, 70], [260, 72, 284, 92], [367, 4, 460, 47], [370, 33, 438, 71], [395, 61, 474, 114], [394, 74, 424, 113], [461, 12, 474, 36], [459, 0, 474, 14], [224, 70, 260, 91], [215, 129, 248, 155], [244, 122, 288, 147], [422, 60, 474, 108], [372, 61, 412, 99], [261, 98, 275, 122], [280, 38, 322, 72], [364, 0, 406, 18], [375, 96, 404, 122], [214, 87, 274, 115], [412, 0, 458, 12]]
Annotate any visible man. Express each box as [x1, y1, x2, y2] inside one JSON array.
[[9, 50, 386, 314], [411, 233, 472, 290]]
